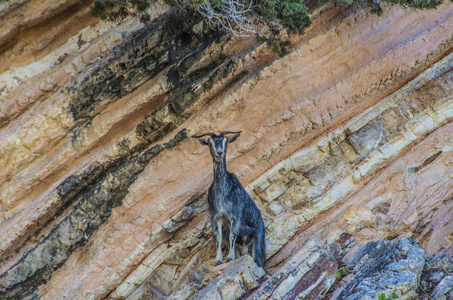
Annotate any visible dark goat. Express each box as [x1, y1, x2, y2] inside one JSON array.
[[192, 131, 266, 267]]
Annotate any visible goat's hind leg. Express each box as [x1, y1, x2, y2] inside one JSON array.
[[239, 225, 255, 256], [213, 221, 223, 265], [242, 235, 253, 256]]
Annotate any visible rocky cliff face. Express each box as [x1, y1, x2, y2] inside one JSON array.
[[0, 1, 452, 299]]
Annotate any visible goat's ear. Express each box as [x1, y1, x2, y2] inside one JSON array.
[[198, 138, 210, 146], [227, 133, 240, 144]]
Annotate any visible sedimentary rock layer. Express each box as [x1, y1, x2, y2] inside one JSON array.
[[0, 1, 452, 299]]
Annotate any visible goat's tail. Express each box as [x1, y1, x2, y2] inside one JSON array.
[[254, 220, 266, 268]]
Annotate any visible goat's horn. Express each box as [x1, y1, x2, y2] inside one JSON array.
[[220, 131, 242, 135], [191, 132, 216, 138]]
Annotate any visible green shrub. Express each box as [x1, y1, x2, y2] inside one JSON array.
[[335, 0, 443, 16], [335, 267, 351, 281], [378, 292, 399, 299], [90, 0, 444, 55], [90, 0, 313, 36]]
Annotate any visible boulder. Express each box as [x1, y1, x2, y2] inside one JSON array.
[[337, 238, 426, 300]]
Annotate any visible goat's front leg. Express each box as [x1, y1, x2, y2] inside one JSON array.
[[226, 220, 239, 262], [214, 221, 223, 265]]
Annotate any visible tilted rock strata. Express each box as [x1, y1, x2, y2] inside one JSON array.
[[0, 0, 452, 299], [196, 238, 453, 300], [334, 238, 453, 300], [248, 239, 337, 300], [249, 50, 453, 267], [339, 238, 427, 299]]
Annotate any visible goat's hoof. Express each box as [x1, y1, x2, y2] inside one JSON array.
[[215, 258, 223, 265], [226, 254, 236, 262]]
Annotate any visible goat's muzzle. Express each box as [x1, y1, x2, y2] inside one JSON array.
[[214, 153, 223, 162]]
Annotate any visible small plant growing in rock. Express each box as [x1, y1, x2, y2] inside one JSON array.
[[335, 267, 351, 281], [379, 292, 399, 300]]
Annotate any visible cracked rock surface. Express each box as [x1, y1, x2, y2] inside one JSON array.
[[0, 0, 453, 299]]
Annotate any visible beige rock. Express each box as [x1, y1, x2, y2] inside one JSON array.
[[0, 1, 453, 300], [194, 255, 265, 300], [339, 206, 378, 234]]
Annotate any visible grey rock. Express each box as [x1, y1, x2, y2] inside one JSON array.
[[432, 275, 453, 300], [429, 271, 446, 284], [427, 253, 453, 273], [338, 240, 396, 299], [337, 238, 426, 300], [420, 252, 453, 294]]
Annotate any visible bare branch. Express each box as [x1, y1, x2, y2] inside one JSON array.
[[194, 0, 258, 37]]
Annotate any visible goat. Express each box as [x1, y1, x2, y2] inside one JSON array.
[[192, 131, 266, 267]]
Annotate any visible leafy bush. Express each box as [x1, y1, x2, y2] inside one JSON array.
[[90, 0, 444, 54], [335, 0, 443, 16], [90, 0, 313, 36], [256, 0, 312, 34]]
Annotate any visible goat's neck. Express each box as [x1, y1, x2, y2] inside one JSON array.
[[213, 158, 228, 187]]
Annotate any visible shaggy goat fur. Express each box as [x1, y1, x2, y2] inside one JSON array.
[[193, 131, 266, 267]]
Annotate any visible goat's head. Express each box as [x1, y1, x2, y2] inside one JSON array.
[[192, 131, 241, 163]]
